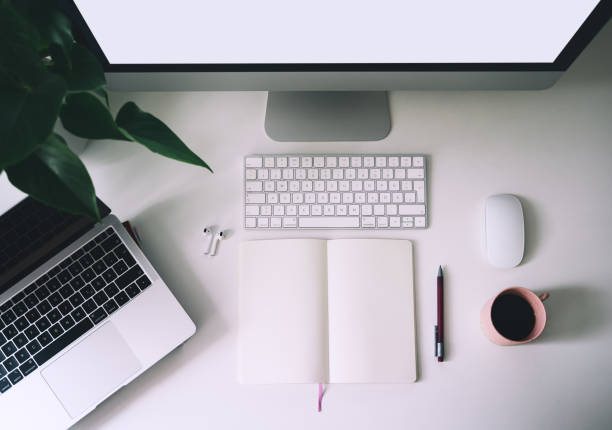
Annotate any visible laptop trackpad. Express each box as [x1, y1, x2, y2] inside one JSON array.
[[41, 322, 141, 418]]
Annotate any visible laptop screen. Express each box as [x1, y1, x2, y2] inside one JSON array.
[[0, 198, 111, 295]]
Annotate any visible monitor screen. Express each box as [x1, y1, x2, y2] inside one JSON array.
[[73, 0, 600, 65]]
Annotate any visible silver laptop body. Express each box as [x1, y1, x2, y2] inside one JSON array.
[[0, 215, 195, 429]]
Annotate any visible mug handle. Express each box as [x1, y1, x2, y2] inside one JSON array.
[[539, 292, 550, 302]]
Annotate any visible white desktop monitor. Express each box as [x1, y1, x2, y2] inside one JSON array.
[[63, 0, 611, 141]]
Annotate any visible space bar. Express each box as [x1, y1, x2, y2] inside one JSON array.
[[299, 217, 360, 228], [34, 318, 94, 366]]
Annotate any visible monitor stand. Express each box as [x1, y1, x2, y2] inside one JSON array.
[[265, 91, 391, 142]]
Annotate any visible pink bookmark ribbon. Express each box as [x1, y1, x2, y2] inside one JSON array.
[[318, 383, 325, 412]]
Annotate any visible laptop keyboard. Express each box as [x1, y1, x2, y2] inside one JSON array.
[[0, 227, 151, 395]]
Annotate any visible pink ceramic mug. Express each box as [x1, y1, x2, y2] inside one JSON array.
[[481, 287, 549, 345]]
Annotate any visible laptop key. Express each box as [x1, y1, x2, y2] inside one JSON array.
[[102, 268, 117, 283], [123, 253, 136, 268], [70, 276, 85, 290], [59, 285, 74, 299], [136, 275, 151, 290], [24, 325, 40, 340], [71, 307, 86, 322], [0, 377, 10, 393], [83, 240, 96, 251], [69, 292, 84, 307], [11, 291, 25, 304], [36, 299, 52, 315], [19, 358, 37, 376], [0, 302, 12, 313], [81, 268, 95, 282], [59, 258, 72, 269], [57, 270, 72, 284], [24, 293, 38, 307], [25, 308, 41, 324], [35, 286, 50, 301], [113, 260, 128, 276], [68, 261, 83, 276], [91, 246, 104, 260], [15, 347, 30, 363], [116, 266, 144, 289], [3, 356, 18, 372], [48, 266, 61, 277], [81, 285, 95, 300], [1, 310, 16, 324], [126, 284, 140, 298], [37, 331, 53, 347], [82, 299, 97, 314], [15, 317, 28, 331], [58, 301, 74, 316], [35, 317, 51, 332], [103, 299, 118, 315], [8, 369, 22, 385], [26, 339, 42, 355], [114, 244, 129, 258], [90, 308, 107, 325], [36, 274, 49, 286], [93, 291, 108, 306], [79, 254, 94, 268], [1, 342, 16, 356], [46, 277, 61, 292], [101, 234, 121, 252], [92, 276, 106, 291], [60, 316, 75, 330], [2, 324, 17, 339], [24, 284, 36, 295], [93, 260, 107, 275], [0, 333, 5, 345], [12, 301, 27, 317], [104, 283, 119, 298], [34, 318, 94, 366], [103, 253, 118, 267], [47, 309, 62, 324], [14, 333, 28, 348], [48, 292, 62, 307], [49, 324, 64, 338], [0, 363, 6, 378], [114, 291, 129, 306]]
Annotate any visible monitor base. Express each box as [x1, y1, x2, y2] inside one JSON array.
[[265, 91, 391, 142]]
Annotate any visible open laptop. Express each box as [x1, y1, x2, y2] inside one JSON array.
[[0, 197, 195, 429]]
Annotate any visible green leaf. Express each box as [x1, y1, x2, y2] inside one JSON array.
[[60, 92, 127, 140], [5, 133, 100, 220], [15, 1, 73, 53], [116, 102, 212, 172], [92, 88, 109, 107], [0, 4, 46, 87], [54, 44, 106, 91], [0, 74, 67, 169]]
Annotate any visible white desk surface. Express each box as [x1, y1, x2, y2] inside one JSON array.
[[2, 22, 612, 430]]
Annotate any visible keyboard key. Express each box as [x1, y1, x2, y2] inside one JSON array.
[[2, 324, 17, 339], [103, 253, 118, 267], [0, 377, 10, 393], [19, 358, 37, 376], [114, 291, 129, 307], [103, 299, 118, 315], [14, 316, 28, 331], [47, 309, 62, 324], [24, 284, 36, 295], [35, 317, 51, 332], [91, 246, 104, 260], [46, 277, 61, 292], [34, 318, 93, 366], [104, 283, 119, 298], [79, 254, 94, 268], [58, 300, 74, 315], [81, 285, 95, 300], [13, 333, 28, 348], [136, 276, 151, 290], [71, 307, 86, 322], [0, 333, 5, 346], [49, 324, 64, 338], [12, 301, 27, 317], [60, 316, 75, 330], [90, 308, 107, 325], [122, 253, 136, 267], [35, 286, 50, 300], [57, 270, 72, 284], [82, 299, 97, 314], [81, 268, 95, 282], [0, 302, 12, 313], [11, 291, 25, 304], [101, 234, 121, 252], [15, 347, 30, 363], [83, 240, 96, 252], [93, 291, 108, 306], [1, 310, 16, 324], [59, 285, 74, 299], [102, 268, 117, 283], [93, 260, 107, 275], [92, 276, 106, 291], [36, 274, 49, 286], [8, 370, 23, 385], [125, 284, 140, 298], [37, 331, 53, 347], [298, 217, 360, 228], [24, 325, 40, 340], [114, 244, 129, 259], [116, 266, 144, 290], [3, 356, 18, 372], [25, 308, 41, 324], [48, 292, 62, 307], [26, 339, 42, 355], [69, 292, 84, 307], [59, 258, 72, 269], [69, 276, 85, 290]]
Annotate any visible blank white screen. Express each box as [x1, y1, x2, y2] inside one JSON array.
[[74, 0, 599, 64]]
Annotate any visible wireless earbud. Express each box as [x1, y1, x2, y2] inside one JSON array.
[[209, 230, 225, 256], [203, 226, 214, 254]]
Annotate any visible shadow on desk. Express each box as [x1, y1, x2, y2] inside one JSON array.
[[538, 286, 611, 343]]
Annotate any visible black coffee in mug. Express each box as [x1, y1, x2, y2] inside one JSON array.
[[491, 294, 536, 341]]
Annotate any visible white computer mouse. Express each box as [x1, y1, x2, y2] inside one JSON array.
[[484, 194, 525, 268]]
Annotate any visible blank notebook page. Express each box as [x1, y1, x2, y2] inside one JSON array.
[[327, 239, 416, 383], [238, 239, 329, 383]]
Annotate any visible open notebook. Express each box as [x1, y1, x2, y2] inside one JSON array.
[[238, 239, 416, 384]]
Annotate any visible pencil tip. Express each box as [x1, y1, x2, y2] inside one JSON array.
[[438, 266, 443, 276]]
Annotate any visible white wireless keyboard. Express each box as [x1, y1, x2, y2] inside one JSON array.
[[244, 154, 427, 229]]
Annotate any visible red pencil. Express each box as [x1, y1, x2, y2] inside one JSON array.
[[436, 266, 444, 362]]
